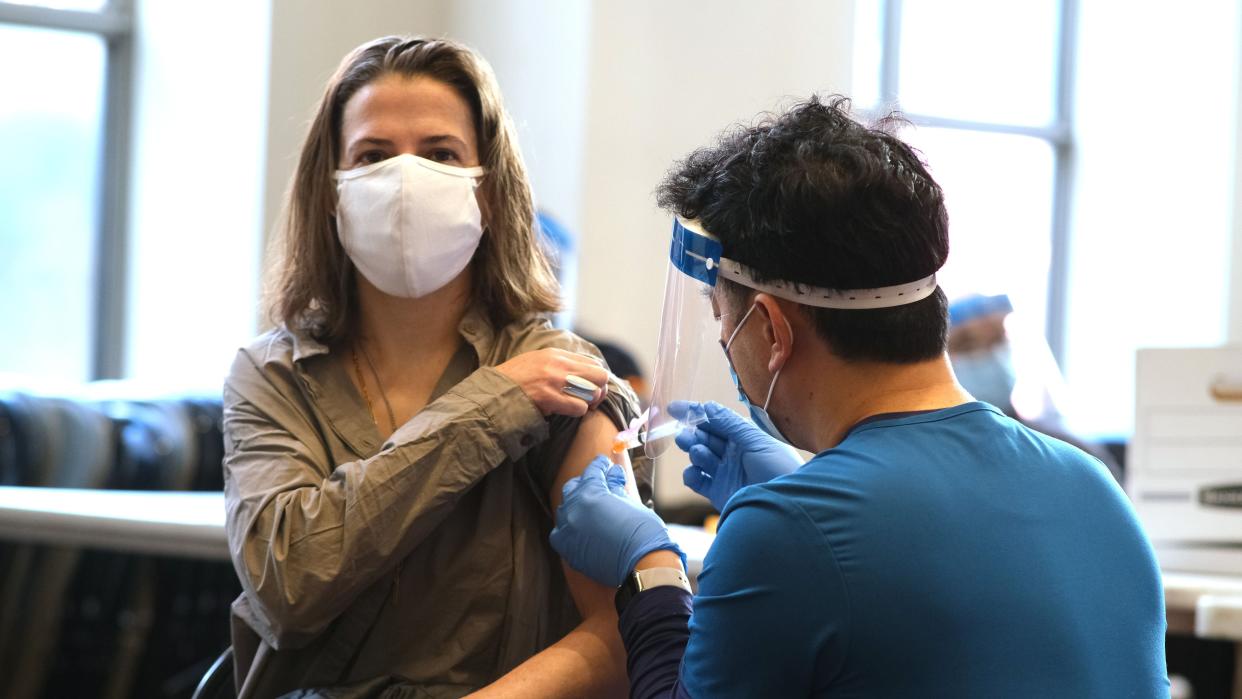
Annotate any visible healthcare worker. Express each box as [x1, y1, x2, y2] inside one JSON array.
[[550, 96, 1168, 697]]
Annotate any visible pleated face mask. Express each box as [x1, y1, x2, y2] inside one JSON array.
[[335, 153, 486, 298]]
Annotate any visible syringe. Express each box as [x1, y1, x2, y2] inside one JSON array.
[[610, 411, 697, 460]]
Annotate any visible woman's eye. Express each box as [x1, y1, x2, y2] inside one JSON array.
[[358, 150, 387, 165], [427, 149, 460, 163]]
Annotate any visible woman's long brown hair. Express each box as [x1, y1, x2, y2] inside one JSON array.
[[267, 36, 560, 344]]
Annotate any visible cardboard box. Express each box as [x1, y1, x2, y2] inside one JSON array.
[[1128, 347, 1242, 573]]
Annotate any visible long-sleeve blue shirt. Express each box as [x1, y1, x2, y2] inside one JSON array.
[[619, 402, 1167, 698]]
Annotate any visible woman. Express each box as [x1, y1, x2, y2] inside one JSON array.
[[223, 36, 647, 698]]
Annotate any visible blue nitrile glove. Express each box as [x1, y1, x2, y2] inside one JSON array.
[[672, 400, 804, 512], [550, 455, 685, 587]]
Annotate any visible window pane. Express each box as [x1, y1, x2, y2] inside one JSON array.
[[0, 24, 104, 382], [902, 127, 1055, 335], [899, 0, 1058, 126], [1062, 0, 1236, 437]]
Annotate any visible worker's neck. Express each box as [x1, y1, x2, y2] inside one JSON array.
[[784, 349, 972, 453]]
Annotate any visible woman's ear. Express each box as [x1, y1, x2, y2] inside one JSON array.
[[754, 293, 794, 373]]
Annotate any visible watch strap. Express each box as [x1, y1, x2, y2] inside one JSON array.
[[615, 566, 691, 615]]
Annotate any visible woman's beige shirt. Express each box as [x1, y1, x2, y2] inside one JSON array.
[[223, 308, 648, 698]]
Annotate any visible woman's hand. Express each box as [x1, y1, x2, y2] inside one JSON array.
[[496, 348, 610, 417]]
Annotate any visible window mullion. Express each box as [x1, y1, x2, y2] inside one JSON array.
[[900, 113, 1063, 142], [879, 0, 902, 109], [91, 28, 132, 379], [1044, 0, 1080, 367]]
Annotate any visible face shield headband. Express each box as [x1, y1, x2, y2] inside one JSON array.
[[680, 219, 939, 309], [641, 217, 940, 458]]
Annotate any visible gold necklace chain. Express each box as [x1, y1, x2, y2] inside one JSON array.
[[351, 341, 397, 434]]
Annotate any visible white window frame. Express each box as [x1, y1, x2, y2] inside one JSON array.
[[868, 0, 1078, 364], [0, 0, 133, 379]]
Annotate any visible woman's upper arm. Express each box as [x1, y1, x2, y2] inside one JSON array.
[[512, 324, 652, 504], [549, 411, 639, 511], [548, 410, 638, 620]]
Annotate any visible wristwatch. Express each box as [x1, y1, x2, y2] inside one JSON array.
[[615, 566, 692, 615]]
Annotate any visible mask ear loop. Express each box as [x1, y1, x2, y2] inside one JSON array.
[[761, 313, 794, 412], [473, 174, 490, 235], [723, 303, 759, 353]]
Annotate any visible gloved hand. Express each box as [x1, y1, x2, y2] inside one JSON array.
[[550, 456, 685, 587], [672, 400, 804, 512]]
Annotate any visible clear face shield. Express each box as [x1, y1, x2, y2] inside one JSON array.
[[642, 219, 719, 458], [641, 217, 941, 458]]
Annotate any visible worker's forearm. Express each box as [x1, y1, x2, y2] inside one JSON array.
[[467, 614, 628, 699], [619, 586, 694, 699]]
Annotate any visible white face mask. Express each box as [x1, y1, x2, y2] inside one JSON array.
[[335, 153, 486, 298]]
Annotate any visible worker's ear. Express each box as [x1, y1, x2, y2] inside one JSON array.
[[753, 294, 793, 374]]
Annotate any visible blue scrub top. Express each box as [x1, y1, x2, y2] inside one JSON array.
[[680, 402, 1167, 698]]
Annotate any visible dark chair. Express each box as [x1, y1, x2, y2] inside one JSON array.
[[192, 647, 235, 699]]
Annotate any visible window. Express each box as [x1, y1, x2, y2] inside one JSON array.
[[0, 1, 132, 382], [853, 0, 1238, 436]]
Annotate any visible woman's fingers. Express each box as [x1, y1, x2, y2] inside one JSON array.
[[566, 358, 609, 389], [556, 350, 610, 410], [497, 348, 615, 417], [548, 387, 590, 417]]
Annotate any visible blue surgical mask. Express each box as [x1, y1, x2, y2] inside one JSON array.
[[952, 341, 1017, 415], [721, 303, 793, 444]]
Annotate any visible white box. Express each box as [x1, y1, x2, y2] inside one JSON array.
[[1128, 347, 1242, 574]]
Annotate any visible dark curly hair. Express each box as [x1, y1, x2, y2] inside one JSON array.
[[656, 95, 950, 363]]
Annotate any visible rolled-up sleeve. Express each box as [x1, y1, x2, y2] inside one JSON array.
[[223, 351, 546, 649], [504, 324, 652, 501]]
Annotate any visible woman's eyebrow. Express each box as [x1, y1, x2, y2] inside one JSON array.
[[347, 136, 393, 152], [420, 134, 467, 148]]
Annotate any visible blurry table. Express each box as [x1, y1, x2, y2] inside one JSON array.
[[0, 486, 229, 560], [0, 487, 719, 576], [6, 487, 1242, 646], [1163, 571, 1242, 637], [1154, 572, 1242, 698]]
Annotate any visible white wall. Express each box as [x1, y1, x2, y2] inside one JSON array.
[[124, 0, 271, 385]]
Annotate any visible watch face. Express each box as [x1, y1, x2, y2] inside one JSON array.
[[615, 574, 639, 616]]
